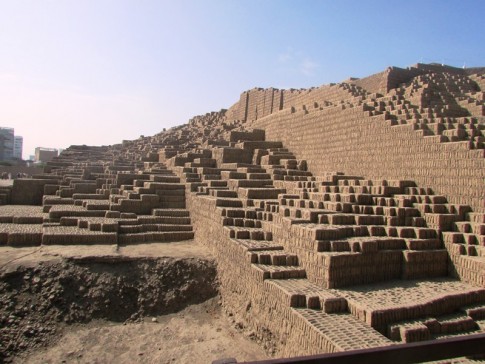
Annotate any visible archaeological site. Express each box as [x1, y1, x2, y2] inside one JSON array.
[[1, 63, 485, 363]]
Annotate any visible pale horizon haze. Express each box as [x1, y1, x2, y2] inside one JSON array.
[[1, 0, 484, 159]]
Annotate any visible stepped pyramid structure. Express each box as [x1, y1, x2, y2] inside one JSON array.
[[1, 63, 485, 357]]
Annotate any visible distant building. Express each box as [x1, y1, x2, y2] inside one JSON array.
[[35, 147, 58, 163], [0, 127, 15, 161], [13, 135, 23, 159]]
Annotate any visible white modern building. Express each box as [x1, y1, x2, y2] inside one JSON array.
[[35, 147, 58, 163]]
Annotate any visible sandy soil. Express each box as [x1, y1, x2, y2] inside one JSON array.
[[17, 298, 268, 364]]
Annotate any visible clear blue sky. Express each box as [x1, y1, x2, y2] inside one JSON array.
[[0, 0, 483, 159]]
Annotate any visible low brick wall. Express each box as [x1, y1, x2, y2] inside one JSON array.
[[11, 179, 61, 205]]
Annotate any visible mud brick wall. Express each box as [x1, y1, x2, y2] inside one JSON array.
[[186, 192, 351, 357], [212, 147, 253, 165], [281, 87, 337, 111], [115, 173, 150, 187], [238, 92, 250, 120], [11, 179, 61, 205], [229, 70, 416, 124], [230, 83, 365, 123], [414, 63, 468, 76], [273, 89, 284, 115], [252, 106, 485, 212], [351, 67, 425, 94], [281, 89, 309, 110], [229, 129, 265, 143], [350, 69, 390, 95], [263, 216, 427, 289], [245, 89, 263, 121], [232, 88, 320, 123], [262, 88, 275, 116], [234, 88, 285, 122], [445, 238, 485, 286]]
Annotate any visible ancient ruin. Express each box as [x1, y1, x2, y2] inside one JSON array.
[[1, 63, 485, 361]]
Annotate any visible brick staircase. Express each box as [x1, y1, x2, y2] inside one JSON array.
[[0, 151, 194, 246], [247, 69, 485, 155], [357, 70, 485, 151], [164, 128, 485, 348]]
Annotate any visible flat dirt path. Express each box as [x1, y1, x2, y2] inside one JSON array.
[[18, 298, 268, 364]]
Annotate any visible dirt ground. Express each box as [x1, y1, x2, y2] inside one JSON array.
[[0, 240, 215, 269], [0, 242, 269, 364], [17, 298, 268, 364]]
